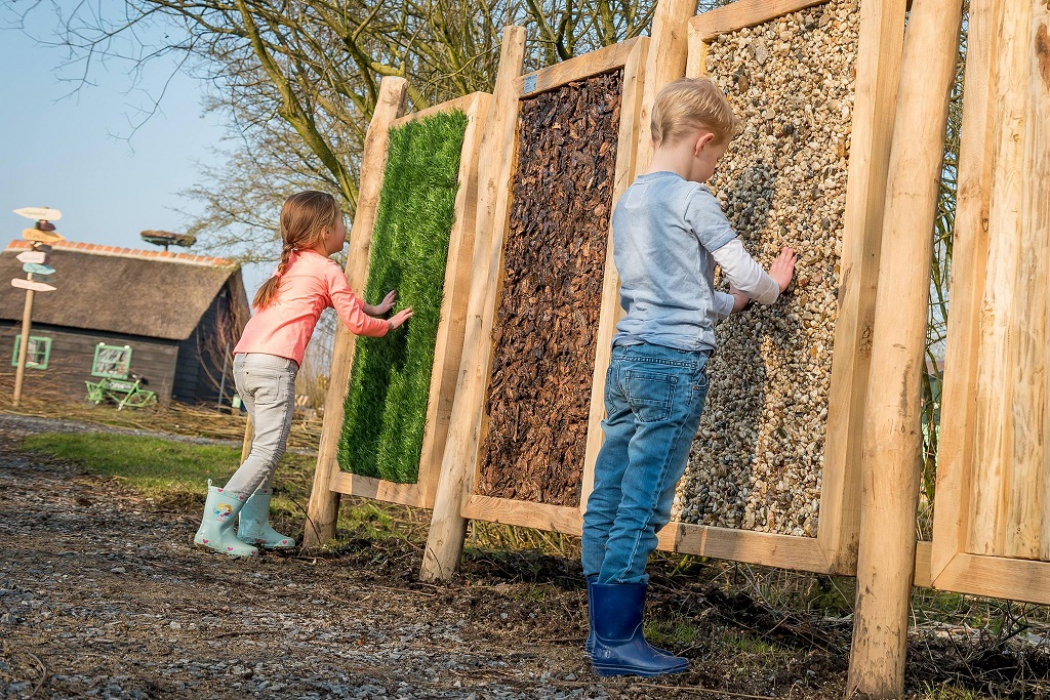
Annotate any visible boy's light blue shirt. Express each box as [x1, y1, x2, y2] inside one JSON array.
[[612, 171, 736, 353]]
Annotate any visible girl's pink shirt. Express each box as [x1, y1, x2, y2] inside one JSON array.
[[234, 249, 389, 365]]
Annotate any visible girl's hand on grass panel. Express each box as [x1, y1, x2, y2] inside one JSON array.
[[375, 290, 398, 315], [388, 308, 414, 331]]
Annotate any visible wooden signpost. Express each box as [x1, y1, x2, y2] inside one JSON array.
[[11, 207, 61, 407]]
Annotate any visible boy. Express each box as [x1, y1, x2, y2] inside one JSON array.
[[581, 78, 796, 678]]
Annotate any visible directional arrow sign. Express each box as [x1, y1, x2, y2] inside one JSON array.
[[28, 273, 56, 284], [13, 207, 62, 221], [11, 278, 56, 293], [16, 251, 50, 265], [23, 263, 56, 276], [22, 228, 64, 244]]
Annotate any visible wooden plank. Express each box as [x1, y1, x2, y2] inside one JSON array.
[[417, 92, 490, 507], [659, 523, 832, 573], [515, 38, 641, 97], [689, 0, 829, 42], [580, 38, 650, 515], [420, 28, 528, 582], [929, 0, 1004, 580], [302, 77, 408, 550], [463, 496, 582, 535], [331, 471, 427, 509], [388, 92, 486, 129], [637, 0, 699, 172], [816, 0, 907, 574], [847, 0, 964, 695], [935, 552, 1050, 605], [968, 0, 1032, 557], [1004, 0, 1050, 561]]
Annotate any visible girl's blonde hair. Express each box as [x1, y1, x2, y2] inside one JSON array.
[[651, 77, 740, 147], [253, 191, 341, 309]]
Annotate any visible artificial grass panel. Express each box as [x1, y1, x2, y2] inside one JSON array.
[[338, 109, 469, 483]]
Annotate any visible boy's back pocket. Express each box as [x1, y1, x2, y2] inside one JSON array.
[[623, 370, 677, 423]]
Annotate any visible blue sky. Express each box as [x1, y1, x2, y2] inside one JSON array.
[[0, 5, 269, 285]]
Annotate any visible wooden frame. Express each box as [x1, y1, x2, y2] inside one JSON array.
[[459, 37, 651, 535], [928, 0, 1050, 606], [660, 0, 906, 574], [302, 85, 489, 547]]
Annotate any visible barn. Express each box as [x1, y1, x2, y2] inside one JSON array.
[[0, 240, 250, 405]]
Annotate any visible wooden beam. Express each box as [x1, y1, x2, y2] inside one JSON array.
[[515, 38, 642, 97], [462, 496, 582, 535], [330, 471, 427, 509], [388, 92, 484, 129], [420, 27, 527, 582], [417, 92, 491, 507], [301, 77, 408, 551], [636, 0, 699, 172], [659, 524, 833, 573], [847, 0, 964, 696], [689, 0, 829, 42], [817, 0, 907, 574], [935, 552, 1050, 605]]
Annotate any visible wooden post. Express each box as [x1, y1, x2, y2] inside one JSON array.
[[636, 0, 699, 173], [419, 26, 527, 581], [12, 289, 35, 408], [847, 0, 964, 696], [301, 76, 408, 550]]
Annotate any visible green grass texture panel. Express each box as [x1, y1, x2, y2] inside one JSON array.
[[338, 109, 469, 484]]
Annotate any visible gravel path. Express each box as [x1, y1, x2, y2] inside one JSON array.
[[2, 418, 799, 700]]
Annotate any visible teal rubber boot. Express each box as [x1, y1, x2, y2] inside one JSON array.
[[237, 489, 295, 550], [194, 480, 258, 558]]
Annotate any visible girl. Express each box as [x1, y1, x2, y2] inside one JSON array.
[[195, 191, 412, 558]]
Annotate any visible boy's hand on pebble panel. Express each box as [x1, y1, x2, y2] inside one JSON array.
[[769, 247, 797, 293], [388, 308, 414, 330]]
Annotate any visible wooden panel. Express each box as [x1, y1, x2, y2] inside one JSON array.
[[929, 0, 1004, 580], [658, 523, 833, 573], [463, 495, 582, 535], [689, 0, 829, 41], [515, 39, 641, 97], [679, 0, 905, 575]]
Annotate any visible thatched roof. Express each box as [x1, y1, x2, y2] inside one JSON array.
[[0, 240, 250, 341]]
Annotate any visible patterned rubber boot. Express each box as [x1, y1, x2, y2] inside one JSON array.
[[193, 480, 258, 558], [237, 489, 295, 550]]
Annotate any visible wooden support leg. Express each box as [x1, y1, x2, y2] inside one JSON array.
[[847, 0, 964, 696], [420, 27, 527, 582]]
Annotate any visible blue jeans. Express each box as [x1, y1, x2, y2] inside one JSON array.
[[582, 342, 710, 584]]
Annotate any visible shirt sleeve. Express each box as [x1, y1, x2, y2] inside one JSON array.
[[713, 291, 735, 319], [710, 239, 780, 305], [326, 264, 389, 337], [683, 185, 737, 253]]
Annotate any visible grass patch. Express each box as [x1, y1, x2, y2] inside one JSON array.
[[20, 432, 316, 510], [339, 109, 469, 484]]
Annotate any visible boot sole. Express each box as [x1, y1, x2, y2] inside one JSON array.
[[194, 538, 258, 558], [592, 661, 688, 678]]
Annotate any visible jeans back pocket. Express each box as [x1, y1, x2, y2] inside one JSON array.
[[623, 369, 677, 423]]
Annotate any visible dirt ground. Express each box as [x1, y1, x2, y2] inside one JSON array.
[[2, 416, 1045, 700]]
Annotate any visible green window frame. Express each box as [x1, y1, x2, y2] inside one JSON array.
[[91, 343, 133, 379], [10, 335, 52, 370]]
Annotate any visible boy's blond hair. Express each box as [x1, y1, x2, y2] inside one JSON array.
[[651, 77, 740, 147]]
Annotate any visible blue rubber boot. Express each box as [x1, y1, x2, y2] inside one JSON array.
[[194, 480, 258, 558], [587, 576, 672, 657], [586, 575, 597, 654], [237, 489, 295, 550], [590, 582, 688, 678]]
